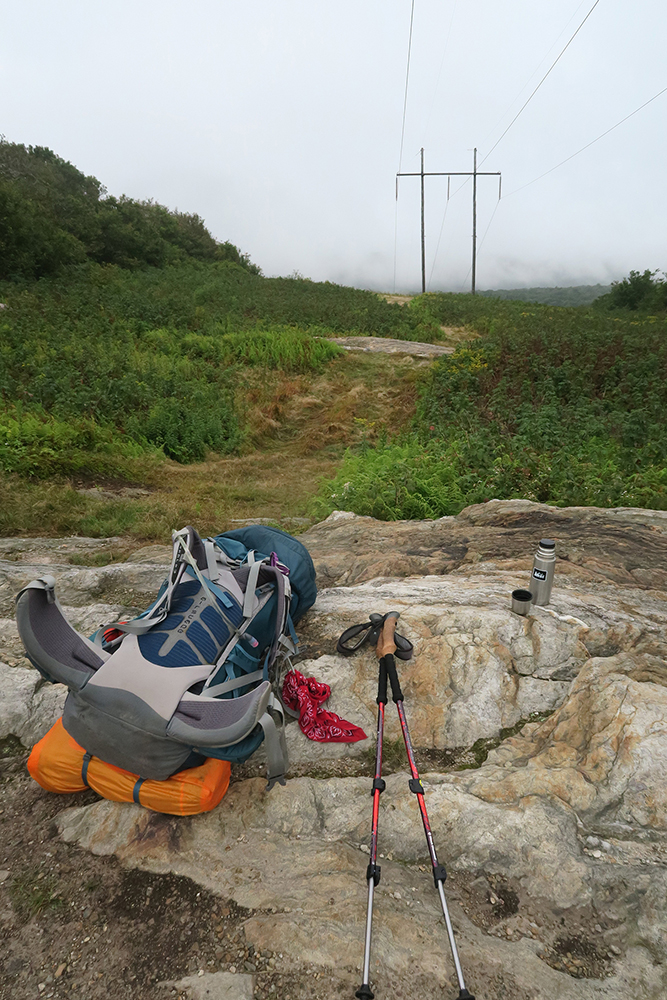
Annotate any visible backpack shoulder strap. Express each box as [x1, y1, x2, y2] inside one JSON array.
[[16, 578, 109, 689]]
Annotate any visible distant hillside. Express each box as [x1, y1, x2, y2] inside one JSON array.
[[478, 284, 611, 307]]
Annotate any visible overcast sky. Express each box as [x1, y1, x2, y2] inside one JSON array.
[[1, 1, 665, 291]]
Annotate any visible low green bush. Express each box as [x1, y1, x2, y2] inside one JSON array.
[[312, 439, 468, 520], [126, 394, 241, 463], [0, 267, 364, 475], [213, 328, 344, 372], [315, 290, 667, 519], [0, 406, 150, 478]]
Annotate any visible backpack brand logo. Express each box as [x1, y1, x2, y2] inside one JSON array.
[[177, 594, 209, 634]]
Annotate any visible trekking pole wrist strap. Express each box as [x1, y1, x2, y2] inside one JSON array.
[[337, 617, 413, 660]]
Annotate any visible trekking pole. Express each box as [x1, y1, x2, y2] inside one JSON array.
[[355, 615, 389, 1000], [381, 613, 476, 1000]]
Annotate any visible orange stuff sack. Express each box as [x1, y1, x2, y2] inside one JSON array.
[[27, 718, 231, 816]]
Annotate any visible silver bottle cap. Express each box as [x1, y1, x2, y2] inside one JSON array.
[[511, 589, 533, 616]]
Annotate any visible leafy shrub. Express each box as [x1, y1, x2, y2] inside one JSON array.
[[313, 439, 468, 520], [128, 395, 241, 463], [0, 265, 366, 476], [316, 294, 667, 519], [0, 140, 259, 279], [478, 284, 611, 307], [0, 406, 149, 478], [596, 269, 667, 312]]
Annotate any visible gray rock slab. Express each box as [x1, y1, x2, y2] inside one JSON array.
[[0, 559, 167, 613], [288, 568, 667, 760], [169, 971, 255, 1000], [54, 644, 667, 992], [327, 336, 454, 356], [127, 545, 171, 563], [0, 663, 66, 746], [300, 500, 667, 589], [0, 536, 123, 561], [4, 501, 667, 999], [57, 776, 665, 998]]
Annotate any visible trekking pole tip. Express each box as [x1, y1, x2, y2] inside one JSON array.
[[456, 989, 475, 1000], [355, 985, 374, 999]]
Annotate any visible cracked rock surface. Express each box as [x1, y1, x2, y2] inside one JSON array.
[[1, 500, 667, 999]]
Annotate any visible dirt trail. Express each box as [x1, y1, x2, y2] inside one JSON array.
[[62, 348, 438, 538]]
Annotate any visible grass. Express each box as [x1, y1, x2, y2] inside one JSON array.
[[189, 327, 344, 372], [9, 868, 64, 922], [455, 712, 554, 770], [312, 437, 468, 521], [0, 352, 419, 538], [0, 262, 437, 482]]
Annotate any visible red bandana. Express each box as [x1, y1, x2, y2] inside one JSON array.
[[282, 669, 367, 743]]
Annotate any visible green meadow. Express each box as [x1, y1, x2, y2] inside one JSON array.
[[2, 139, 666, 537]]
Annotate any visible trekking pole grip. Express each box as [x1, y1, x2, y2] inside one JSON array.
[[377, 612, 399, 658], [377, 658, 388, 706], [384, 654, 403, 703], [377, 613, 404, 703]]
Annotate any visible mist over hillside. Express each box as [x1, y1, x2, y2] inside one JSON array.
[[477, 284, 611, 307]]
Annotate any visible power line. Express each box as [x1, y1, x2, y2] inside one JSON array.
[[440, 83, 667, 290], [429, 168, 481, 286], [427, 193, 452, 290], [429, 170, 480, 286], [432, 152, 503, 293], [481, 0, 601, 165], [421, 0, 458, 144], [434, 0, 600, 232], [479, 0, 591, 148], [505, 84, 667, 198], [394, 0, 416, 293], [439, 2, 596, 212], [397, 0, 416, 174], [421, 0, 458, 290], [477, 198, 502, 255]]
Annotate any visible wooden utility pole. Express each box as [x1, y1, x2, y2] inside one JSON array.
[[397, 148, 501, 295], [472, 148, 478, 294], [420, 147, 426, 294]]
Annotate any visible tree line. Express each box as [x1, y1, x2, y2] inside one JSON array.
[[0, 139, 259, 280]]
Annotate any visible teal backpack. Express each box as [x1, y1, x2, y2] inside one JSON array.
[[16, 524, 317, 789]]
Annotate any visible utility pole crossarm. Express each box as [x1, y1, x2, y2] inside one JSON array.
[[396, 171, 500, 177], [396, 148, 501, 295]]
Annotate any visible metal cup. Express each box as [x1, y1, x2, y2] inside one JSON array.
[[511, 589, 533, 616]]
